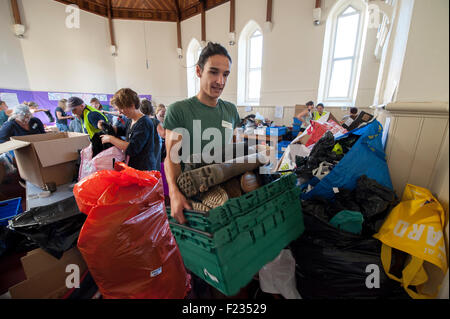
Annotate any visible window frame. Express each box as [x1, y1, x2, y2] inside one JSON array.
[[237, 20, 264, 106], [245, 29, 263, 104], [318, 0, 369, 107], [186, 39, 203, 98]]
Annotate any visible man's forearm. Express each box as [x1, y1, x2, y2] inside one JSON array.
[[164, 156, 182, 196]]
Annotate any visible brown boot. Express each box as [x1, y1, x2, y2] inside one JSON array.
[[177, 153, 265, 198]]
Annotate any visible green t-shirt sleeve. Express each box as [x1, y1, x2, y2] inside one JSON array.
[[162, 102, 183, 131], [227, 102, 241, 129]]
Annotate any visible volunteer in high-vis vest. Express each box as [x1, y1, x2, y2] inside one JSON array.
[[68, 96, 109, 139], [312, 103, 328, 121]]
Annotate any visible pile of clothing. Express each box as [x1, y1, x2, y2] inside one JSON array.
[[294, 131, 360, 187]]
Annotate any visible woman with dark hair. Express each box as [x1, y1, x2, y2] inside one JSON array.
[[98, 88, 157, 171], [140, 98, 162, 170]]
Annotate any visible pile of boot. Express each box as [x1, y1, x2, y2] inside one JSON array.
[[177, 143, 280, 212]]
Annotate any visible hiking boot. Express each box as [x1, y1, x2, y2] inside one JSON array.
[[177, 153, 265, 198], [183, 142, 256, 172], [199, 186, 229, 209]]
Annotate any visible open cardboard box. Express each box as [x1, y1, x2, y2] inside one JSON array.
[[9, 247, 88, 299], [0, 132, 90, 188]]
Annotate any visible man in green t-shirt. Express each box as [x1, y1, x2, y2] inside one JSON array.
[[163, 42, 241, 224]]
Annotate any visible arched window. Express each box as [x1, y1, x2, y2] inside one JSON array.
[[318, 0, 369, 106], [238, 21, 263, 105], [187, 38, 203, 97]]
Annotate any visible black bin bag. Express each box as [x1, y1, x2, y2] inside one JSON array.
[[290, 211, 411, 299], [7, 196, 86, 259]]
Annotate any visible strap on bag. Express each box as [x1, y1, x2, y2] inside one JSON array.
[[381, 244, 439, 299]]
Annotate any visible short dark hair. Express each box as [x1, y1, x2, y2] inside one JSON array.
[[197, 42, 232, 70], [140, 98, 154, 116], [317, 103, 324, 108], [350, 107, 358, 114], [68, 96, 84, 108], [306, 101, 314, 107]]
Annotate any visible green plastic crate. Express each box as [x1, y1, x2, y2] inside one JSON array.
[[169, 193, 304, 296], [168, 186, 301, 243], [167, 173, 297, 232]]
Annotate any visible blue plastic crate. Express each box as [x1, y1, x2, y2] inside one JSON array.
[[0, 197, 23, 226], [278, 140, 291, 153], [266, 126, 287, 136]]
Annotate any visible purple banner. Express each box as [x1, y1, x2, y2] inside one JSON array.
[[0, 88, 151, 126]]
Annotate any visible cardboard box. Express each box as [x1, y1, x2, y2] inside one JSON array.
[[9, 247, 88, 299], [0, 132, 90, 188], [294, 105, 307, 117]]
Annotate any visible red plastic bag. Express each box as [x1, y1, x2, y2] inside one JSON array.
[[73, 162, 191, 299], [305, 120, 347, 147]]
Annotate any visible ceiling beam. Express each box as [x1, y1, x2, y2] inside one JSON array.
[[53, 0, 229, 22], [174, 0, 182, 49], [201, 0, 206, 42], [229, 0, 235, 33], [266, 0, 272, 22], [11, 0, 22, 25], [107, 0, 116, 46]]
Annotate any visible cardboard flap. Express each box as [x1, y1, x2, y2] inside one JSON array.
[[0, 140, 31, 154], [33, 135, 90, 167]]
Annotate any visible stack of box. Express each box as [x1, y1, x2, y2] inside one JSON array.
[[167, 173, 304, 296]]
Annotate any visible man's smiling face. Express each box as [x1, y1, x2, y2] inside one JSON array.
[[197, 54, 231, 100]]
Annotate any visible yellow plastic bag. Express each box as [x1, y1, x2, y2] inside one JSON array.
[[373, 184, 448, 299]]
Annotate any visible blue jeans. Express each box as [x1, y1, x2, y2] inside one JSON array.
[[56, 123, 69, 132]]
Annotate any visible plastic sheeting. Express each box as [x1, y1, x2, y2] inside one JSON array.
[[73, 162, 190, 299], [259, 249, 302, 299], [7, 196, 86, 259], [301, 120, 393, 201], [290, 211, 411, 299]]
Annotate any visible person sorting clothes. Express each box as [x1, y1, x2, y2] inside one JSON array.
[[67, 96, 109, 139], [98, 88, 158, 171], [0, 104, 46, 143]]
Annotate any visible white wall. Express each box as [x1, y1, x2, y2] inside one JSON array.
[[0, 0, 30, 90], [4, 0, 117, 94], [113, 19, 185, 103], [396, 0, 449, 102]]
